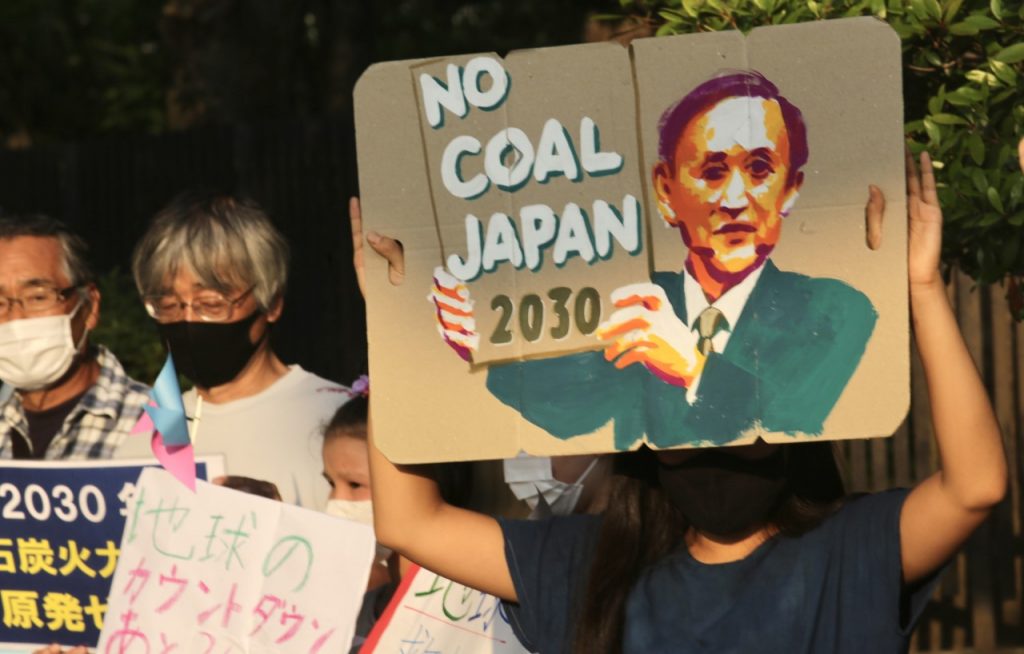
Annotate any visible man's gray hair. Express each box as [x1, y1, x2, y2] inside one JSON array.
[[0, 214, 94, 286], [132, 192, 290, 311]]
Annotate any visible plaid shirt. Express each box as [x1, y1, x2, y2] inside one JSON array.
[[0, 345, 151, 459]]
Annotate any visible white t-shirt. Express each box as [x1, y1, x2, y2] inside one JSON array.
[[116, 366, 350, 509]]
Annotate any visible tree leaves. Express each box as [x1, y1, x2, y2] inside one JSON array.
[[994, 43, 1024, 63], [988, 187, 1006, 213], [968, 132, 986, 165]]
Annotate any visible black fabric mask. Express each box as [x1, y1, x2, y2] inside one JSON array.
[[657, 448, 789, 538], [157, 312, 264, 389]]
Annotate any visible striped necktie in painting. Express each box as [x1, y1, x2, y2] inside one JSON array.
[[696, 306, 726, 356]]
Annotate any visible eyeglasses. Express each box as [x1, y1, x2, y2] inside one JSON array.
[[0, 285, 80, 318], [144, 286, 255, 323]]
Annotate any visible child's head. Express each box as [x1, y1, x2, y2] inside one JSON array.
[[219, 475, 282, 501], [321, 387, 394, 589], [322, 394, 370, 502]]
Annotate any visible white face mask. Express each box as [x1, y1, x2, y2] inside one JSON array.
[[324, 498, 393, 562], [0, 300, 87, 391], [503, 455, 599, 518]]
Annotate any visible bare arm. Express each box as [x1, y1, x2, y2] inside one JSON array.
[[367, 426, 516, 600], [891, 153, 1007, 584], [351, 197, 517, 600]]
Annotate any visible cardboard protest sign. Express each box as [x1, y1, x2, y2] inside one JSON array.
[[0, 458, 223, 650], [356, 17, 908, 462], [97, 468, 374, 653], [360, 564, 527, 654]]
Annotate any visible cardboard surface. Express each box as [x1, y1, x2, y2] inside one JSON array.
[[356, 17, 908, 463]]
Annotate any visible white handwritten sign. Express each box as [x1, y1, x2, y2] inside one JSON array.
[[97, 468, 375, 653], [361, 564, 528, 654]]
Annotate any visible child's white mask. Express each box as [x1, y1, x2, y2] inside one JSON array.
[[324, 498, 392, 562]]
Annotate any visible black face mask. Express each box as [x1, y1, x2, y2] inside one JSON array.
[[157, 311, 264, 389], [657, 448, 788, 539]]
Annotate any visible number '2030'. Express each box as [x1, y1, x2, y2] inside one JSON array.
[[0, 483, 106, 523], [490, 286, 600, 345]]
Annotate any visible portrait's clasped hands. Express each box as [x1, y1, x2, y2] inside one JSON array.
[[595, 283, 703, 388], [425, 272, 707, 387]]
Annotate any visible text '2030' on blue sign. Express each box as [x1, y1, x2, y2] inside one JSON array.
[[0, 457, 223, 649]]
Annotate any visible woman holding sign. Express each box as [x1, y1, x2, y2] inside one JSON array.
[[351, 143, 1006, 654]]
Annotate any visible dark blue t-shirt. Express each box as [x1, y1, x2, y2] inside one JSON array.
[[500, 489, 939, 654]]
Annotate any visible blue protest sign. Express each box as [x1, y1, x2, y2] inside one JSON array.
[[0, 457, 224, 649]]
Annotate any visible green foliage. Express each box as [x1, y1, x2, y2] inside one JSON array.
[[0, 0, 167, 145], [91, 268, 165, 384], [609, 0, 1024, 316], [0, 0, 605, 135]]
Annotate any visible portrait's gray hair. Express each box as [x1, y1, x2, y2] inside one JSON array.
[[0, 214, 94, 287], [132, 192, 290, 311]]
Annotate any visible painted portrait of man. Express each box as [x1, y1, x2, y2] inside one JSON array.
[[433, 70, 878, 449]]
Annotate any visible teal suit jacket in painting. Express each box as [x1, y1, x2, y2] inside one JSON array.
[[485, 260, 878, 449]]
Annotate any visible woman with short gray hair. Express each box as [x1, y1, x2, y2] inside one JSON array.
[[116, 191, 351, 509], [131, 193, 289, 315]]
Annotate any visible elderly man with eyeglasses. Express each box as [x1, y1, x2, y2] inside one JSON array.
[[114, 191, 350, 509], [0, 215, 151, 459]]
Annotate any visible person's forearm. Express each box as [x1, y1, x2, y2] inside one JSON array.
[[367, 415, 518, 599], [912, 280, 1006, 509], [367, 415, 445, 551]]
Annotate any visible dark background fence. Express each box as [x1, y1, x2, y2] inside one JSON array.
[[3, 124, 1022, 652], [0, 117, 367, 387]]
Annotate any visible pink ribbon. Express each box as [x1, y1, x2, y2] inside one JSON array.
[[130, 401, 196, 491]]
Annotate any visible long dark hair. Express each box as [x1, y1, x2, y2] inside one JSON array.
[[324, 394, 369, 437], [572, 441, 845, 654]]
